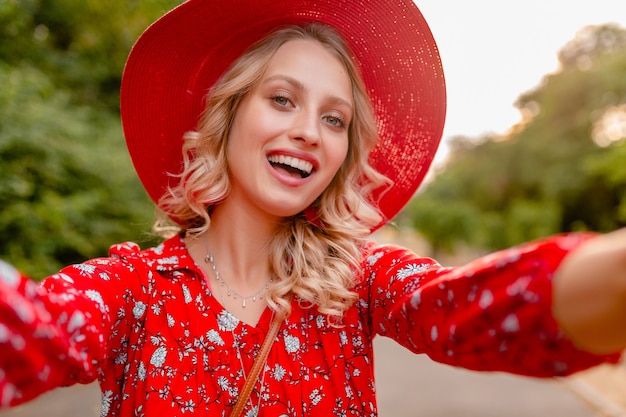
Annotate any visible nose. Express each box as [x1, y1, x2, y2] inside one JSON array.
[[289, 109, 321, 146]]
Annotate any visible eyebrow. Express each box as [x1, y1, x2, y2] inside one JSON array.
[[262, 74, 353, 111]]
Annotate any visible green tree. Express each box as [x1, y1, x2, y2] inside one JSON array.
[[2, 0, 182, 109], [406, 24, 626, 252], [0, 64, 156, 278], [1, 0, 182, 278]]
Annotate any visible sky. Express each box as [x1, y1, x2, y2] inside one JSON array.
[[414, 0, 626, 164]]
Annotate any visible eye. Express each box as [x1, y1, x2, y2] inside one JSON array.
[[272, 94, 292, 107], [324, 113, 347, 129]]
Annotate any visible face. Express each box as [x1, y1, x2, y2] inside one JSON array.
[[226, 39, 352, 219]]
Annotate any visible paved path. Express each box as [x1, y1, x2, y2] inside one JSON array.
[[374, 337, 596, 417], [0, 336, 596, 417]]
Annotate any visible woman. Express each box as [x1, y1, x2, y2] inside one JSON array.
[[1, 0, 624, 416]]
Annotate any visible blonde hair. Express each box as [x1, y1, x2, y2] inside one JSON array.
[[158, 23, 390, 322]]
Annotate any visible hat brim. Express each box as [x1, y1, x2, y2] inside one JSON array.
[[121, 0, 446, 229]]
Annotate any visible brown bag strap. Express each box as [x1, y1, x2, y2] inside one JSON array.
[[229, 311, 285, 417]]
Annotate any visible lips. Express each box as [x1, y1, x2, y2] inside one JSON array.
[[268, 154, 315, 179]]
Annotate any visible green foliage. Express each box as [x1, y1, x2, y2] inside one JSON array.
[[584, 141, 626, 224], [0, 63, 157, 278], [1, 0, 183, 109], [0, 1, 182, 278], [407, 24, 626, 252]]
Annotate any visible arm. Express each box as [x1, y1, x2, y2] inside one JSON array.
[[553, 228, 626, 354], [360, 234, 621, 378], [0, 261, 109, 407], [0, 246, 140, 408]]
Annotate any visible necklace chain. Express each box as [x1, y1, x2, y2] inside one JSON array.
[[204, 252, 272, 309], [204, 250, 272, 414], [197, 236, 273, 413]]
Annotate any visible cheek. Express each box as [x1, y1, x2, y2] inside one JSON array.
[[224, 133, 238, 166], [330, 140, 350, 172], [227, 98, 261, 148]]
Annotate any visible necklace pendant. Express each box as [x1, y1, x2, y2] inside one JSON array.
[[242, 298, 246, 308]]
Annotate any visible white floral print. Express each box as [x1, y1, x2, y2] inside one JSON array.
[[150, 346, 167, 367], [284, 335, 300, 353], [132, 301, 147, 319]]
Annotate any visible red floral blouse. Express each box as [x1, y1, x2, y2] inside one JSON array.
[[0, 233, 620, 416]]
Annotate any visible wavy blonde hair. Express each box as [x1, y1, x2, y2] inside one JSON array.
[[158, 23, 391, 322]]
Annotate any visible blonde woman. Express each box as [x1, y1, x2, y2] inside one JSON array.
[[1, 0, 624, 416]]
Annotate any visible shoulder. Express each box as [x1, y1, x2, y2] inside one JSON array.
[[356, 240, 441, 292], [47, 235, 188, 283], [106, 234, 193, 272], [360, 240, 438, 271]]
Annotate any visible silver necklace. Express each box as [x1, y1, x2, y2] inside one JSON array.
[[204, 252, 272, 308], [207, 253, 272, 415]]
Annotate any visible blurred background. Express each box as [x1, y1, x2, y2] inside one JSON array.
[[1, 0, 625, 415]]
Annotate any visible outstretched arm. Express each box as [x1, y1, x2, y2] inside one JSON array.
[[361, 233, 621, 378], [0, 261, 108, 407], [553, 228, 626, 354], [0, 248, 141, 409]]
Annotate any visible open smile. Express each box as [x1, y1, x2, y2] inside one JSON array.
[[268, 154, 315, 179]]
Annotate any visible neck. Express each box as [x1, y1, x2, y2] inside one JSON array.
[[200, 198, 281, 284], [183, 197, 286, 326]]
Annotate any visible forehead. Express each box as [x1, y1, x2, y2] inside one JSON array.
[[262, 39, 353, 98]]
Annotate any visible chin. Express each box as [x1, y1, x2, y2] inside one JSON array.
[[263, 202, 312, 220], [273, 207, 308, 219]]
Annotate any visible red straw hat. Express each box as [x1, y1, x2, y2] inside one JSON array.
[[121, 0, 446, 228]]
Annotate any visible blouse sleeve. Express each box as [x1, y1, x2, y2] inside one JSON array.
[[0, 243, 142, 408], [359, 233, 622, 378]]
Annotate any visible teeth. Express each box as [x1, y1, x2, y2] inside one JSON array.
[[268, 155, 313, 174]]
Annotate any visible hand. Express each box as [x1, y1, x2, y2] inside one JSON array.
[[553, 228, 626, 354]]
